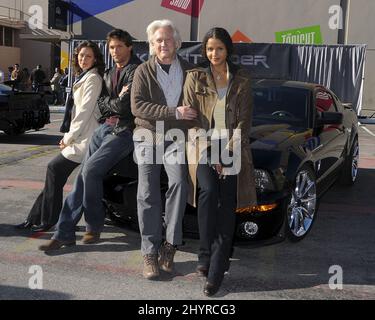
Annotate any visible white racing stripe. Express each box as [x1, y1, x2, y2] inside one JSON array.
[[361, 126, 375, 137]]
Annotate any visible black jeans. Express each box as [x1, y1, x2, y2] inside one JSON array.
[[196, 163, 237, 284], [27, 153, 79, 225]]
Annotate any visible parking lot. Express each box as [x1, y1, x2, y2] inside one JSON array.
[[0, 113, 374, 300]]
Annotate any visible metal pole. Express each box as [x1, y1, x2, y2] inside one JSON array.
[[190, 0, 200, 41], [190, 17, 198, 41], [67, 0, 73, 88], [338, 0, 351, 44], [20, 0, 24, 20]]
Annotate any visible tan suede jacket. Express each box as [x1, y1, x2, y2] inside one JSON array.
[[183, 64, 257, 209]]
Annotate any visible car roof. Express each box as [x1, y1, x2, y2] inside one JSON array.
[[253, 79, 323, 91]]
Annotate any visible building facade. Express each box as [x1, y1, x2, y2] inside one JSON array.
[[0, 0, 373, 115]]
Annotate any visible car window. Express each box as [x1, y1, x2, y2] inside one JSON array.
[[315, 90, 337, 113], [253, 86, 309, 127], [0, 84, 12, 94]]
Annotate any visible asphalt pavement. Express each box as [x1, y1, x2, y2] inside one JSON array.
[[0, 113, 374, 301]]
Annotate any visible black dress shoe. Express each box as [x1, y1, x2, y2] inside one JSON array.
[[203, 280, 221, 297], [31, 224, 54, 232], [14, 220, 33, 230]]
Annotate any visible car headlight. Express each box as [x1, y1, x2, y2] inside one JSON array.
[[254, 169, 275, 191]]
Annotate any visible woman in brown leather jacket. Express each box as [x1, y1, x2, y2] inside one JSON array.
[[184, 27, 257, 296]]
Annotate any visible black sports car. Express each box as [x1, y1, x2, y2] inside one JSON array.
[[103, 80, 359, 244], [0, 83, 50, 135]]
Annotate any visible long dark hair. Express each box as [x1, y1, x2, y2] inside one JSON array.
[[201, 27, 234, 63], [73, 40, 105, 77]]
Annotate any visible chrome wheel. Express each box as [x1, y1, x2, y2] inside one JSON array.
[[287, 169, 317, 238], [351, 142, 359, 182], [339, 137, 359, 186]]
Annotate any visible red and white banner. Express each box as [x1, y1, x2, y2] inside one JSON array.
[[161, 0, 204, 17]]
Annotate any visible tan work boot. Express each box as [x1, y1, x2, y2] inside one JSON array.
[[143, 254, 159, 280], [82, 232, 100, 244], [159, 241, 177, 273], [38, 239, 76, 252]]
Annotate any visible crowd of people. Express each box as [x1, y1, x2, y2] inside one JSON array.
[[14, 20, 257, 297], [1, 63, 69, 105]]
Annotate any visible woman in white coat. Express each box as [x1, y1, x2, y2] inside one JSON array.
[[15, 41, 104, 232]]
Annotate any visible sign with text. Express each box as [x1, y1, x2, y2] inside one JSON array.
[[161, 0, 204, 17], [275, 25, 323, 45]]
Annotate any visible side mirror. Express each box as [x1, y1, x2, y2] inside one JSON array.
[[316, 112, 343, 126]]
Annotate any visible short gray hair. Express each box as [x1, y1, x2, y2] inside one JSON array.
[[146, 19, 182, 56]]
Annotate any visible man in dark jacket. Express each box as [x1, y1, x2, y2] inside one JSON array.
[[30, 65, 46, 92], [39, 29, 141, 251], [131, 20, 197, 280]]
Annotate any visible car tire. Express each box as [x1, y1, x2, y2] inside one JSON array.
[[3, 129, 13, 135], [339, 137, 359, 186], [104, 201, 140, 231], [103, 202, 125, 224], [285, 165, 318, 242], [4, 126, 25, 135], [15, 127, 25, 135]]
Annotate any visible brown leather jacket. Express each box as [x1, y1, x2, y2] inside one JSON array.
[[183, 63, 257, 209]]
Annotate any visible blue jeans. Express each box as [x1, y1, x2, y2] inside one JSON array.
[[53, 124, 134, 241]]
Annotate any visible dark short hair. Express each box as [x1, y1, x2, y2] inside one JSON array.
[[73, 40, 105, 76], [106, 29, 133, 47], [201, 27, 234, 62]]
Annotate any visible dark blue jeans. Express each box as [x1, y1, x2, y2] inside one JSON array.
[[53, 123, 134, 241]]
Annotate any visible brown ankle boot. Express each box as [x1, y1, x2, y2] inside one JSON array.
[[82, 232, 101, 244], [159, 242, 177, 273], [38, 239, 76, 251], [143, 254, 159, 280]]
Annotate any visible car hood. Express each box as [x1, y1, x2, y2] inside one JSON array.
[[249, 123, 312, 170], [250, 123, 310, 150]]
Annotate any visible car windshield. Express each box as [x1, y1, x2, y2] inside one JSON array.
[[0, 84, 12, 94], [253, 86, 309, 127]]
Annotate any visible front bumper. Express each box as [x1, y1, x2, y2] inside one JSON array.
[[234, 191, 288, 242]]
